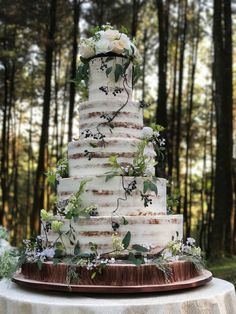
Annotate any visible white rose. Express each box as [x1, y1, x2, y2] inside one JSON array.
[[95, 38, 112, 54], [79, 39, 95, 59], [111, 35, 130, 55], [103, 29, 120, 41], [142, 126, 153, 139]]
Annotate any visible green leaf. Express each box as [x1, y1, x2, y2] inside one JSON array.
[[127, 252, 144, 266], [89, 142, 98, 148], [143, 180, 158, 196], [91, 271, 97, 279], [105, 174, 116, 182], [52, 258, 61, 265], [120, 25, 128, 34], [74, 241, 81, 256], [105, 66, 113, 77], [132, 244, 149, 253], [122, 231, 131, 249], [80, 56, 89, 64], [114, 64, 123, 82]]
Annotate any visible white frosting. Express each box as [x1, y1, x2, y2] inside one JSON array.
[[79, 99, 143, 139], [57, 176, 167, 215], [68, 138, 155, 177], [45, 215, 183, 254], [88, 57, 133, 102]]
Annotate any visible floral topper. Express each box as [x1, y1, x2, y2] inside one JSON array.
[[79, 24, 141, 64]]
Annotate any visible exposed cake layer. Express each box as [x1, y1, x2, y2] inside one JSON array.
[[89, 57, 132, 102], [58, 176, 166, 215], [45, 215, 183, 255], [79, 100, 143, 139], [68, 139, 155, 176]]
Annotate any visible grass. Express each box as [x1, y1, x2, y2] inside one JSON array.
[[208, 255, 236, 287]]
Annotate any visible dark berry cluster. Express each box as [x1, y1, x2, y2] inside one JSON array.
[[36, 236, 43, 252], [81, 129, 93, 138], [140, 193, 153, 207], [139, 100, 149, 109], [82, 129, 105, 141], [112, 221, 120, 231], [112, 87, 124, 96], [84, 150, 93, 160], [124, 179, 137, 196], [100, 60, 108, 71], [45, 221, 51, 232], [90, 207, 99, 216], [100, 113, 112, 122], [99, 86, 109, 95]]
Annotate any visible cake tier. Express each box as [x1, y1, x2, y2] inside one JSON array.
[[21, 260, 199, 286], [44, 215, 183, 255], [79, 100, 143, 139], [89, 56, 132, 102], [68, 139, 155, 176], [57, 176, 166, 215]]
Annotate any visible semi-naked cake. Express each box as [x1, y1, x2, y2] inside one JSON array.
[[45, 53, 183, 255], [19, 26, 208, 290]]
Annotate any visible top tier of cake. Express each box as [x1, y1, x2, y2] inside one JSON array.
[[88, 56, 133, 102]]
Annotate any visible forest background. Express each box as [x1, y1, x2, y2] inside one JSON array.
[[0, 0, 235, 261]]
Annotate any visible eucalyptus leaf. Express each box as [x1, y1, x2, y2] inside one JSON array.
[[114, 64, 123, 82], [122, 231, 131, 249], [74, 241, 81, 256], [143, 180, 158, 196], [36, 259, 43, 270], [105, 174, 116, 182], [89, 142, 98, 148], [127, 252, 144, 266], [105, 66, 113, 77]]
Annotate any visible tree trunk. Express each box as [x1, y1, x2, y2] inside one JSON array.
[[175, 0, 187, 213], [210, 0, 233, 258], [68, 0, 80, 142], [155, 0, 169, 178], [31, 0, 57, 234]]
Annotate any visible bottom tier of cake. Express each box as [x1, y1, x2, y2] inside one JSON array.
[[44, 214, 183, 255], [21, 260, 200, 286]]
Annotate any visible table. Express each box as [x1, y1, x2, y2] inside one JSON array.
[[0, 278, 235, 314]]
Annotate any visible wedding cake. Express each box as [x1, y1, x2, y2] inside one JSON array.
[[18, 25, 207, 290]]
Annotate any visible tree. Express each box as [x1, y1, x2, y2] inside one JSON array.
[[31, 0, 57, 234], [210, 0, 233, 258], [68, 0, 80, 142]]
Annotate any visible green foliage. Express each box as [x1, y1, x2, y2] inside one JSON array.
[[45, 157, 69, 186], [143, 180, 158, 196], [64, 179, 96, 219], [0, 251, 18, 279], [75, 59, 89, 86], [122, 231, 131, 249], [128, 252, 145, 265], [74, 241, 81, 256], [0, 226, 9, 241], [105, 139, 156, 180], [167, 190, 180, 214], [133, 65, 142, 86]]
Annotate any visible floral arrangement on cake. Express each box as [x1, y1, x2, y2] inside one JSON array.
[[76, 24, 142, 87], [79, 24, 141, 64]]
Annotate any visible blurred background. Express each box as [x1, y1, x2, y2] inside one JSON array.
[[0, 0, 235, 270]]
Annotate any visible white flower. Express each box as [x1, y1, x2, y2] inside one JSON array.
[[111, 36, 130, 54], [159, 138, 166, 146], [79, 39, 95, 59], [144, 166, 154, 176], [95, 38, 112, 54], [41, 248, 55, 259], [153, 131, 160, 138], [142, 127, 153, 139], [109, 257, 116, 264], [103, 29, 120, 41], [186, 237, 196, 246]]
